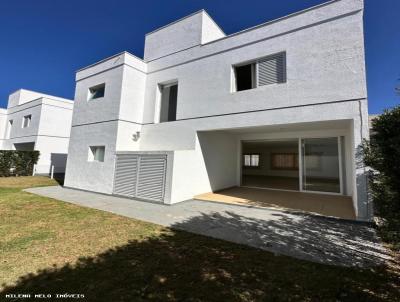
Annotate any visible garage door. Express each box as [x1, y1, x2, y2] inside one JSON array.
[[113, 153, 167, 202]]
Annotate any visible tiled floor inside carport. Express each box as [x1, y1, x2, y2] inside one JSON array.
[[195, 186, 355, 220]]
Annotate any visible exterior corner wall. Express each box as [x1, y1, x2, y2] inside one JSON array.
[[5, 102, 43, 140], [169, 149, 209, 204], [7, 90, 43, 108], [0, 109, 7, 148], [72, 67, 124, 126], [169, 131, 238, 204], [37, 99, 73, 138], [144, 12, 203, 61], [350, 98, 371, 221], [201, 11, 225, 44], [115, 121, 142, 151], [64, 122, 118, 194], [34, 136, 70, 174], [118, 64, 146, 123], [114, 63, 147, 151]]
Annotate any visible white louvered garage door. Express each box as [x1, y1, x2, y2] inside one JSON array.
[[136, 155, 167, 202], [113, 154, 138, 197], [113, 153, 167, 202]]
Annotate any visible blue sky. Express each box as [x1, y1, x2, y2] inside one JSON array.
[[0, 0, 398, 113]]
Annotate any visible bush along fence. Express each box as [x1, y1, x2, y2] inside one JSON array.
[[363, 105, 400, 250], [0, 151, 40, 177]]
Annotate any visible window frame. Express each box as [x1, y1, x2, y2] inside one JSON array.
[[22, 115, 31, 128], [243, 153, 260, 168], [232, 52, 286, 92], [6, 119, 13, 138], [271, 153, 298, 170], [87, 83, 106, 101], [88, 146, 105, 162], [156, 80, 178, 123]]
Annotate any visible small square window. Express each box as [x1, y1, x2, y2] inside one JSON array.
[[88, 83, 105, 100], [243, 154, 260, 167], [22, 115, 31, 128], [88, 146, 105, 162]]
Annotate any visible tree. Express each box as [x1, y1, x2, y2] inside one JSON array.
[[363, 105, 400, 249], [364, 106, 400, 196]]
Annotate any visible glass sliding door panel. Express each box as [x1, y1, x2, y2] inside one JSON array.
[[301, 137, 340, 193]]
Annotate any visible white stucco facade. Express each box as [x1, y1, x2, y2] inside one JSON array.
[[0, 89, 73, 174], [64, 0, 371, 220]]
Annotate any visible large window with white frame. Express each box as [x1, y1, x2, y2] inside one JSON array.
[[233, 52, 286, 92]]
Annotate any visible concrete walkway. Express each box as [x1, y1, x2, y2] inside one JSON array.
[[25, 186, 391, 267]]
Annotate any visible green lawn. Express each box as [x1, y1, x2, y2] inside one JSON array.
[[0, 177, 399, 301]]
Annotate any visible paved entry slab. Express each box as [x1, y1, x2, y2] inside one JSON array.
[[25, 186, 391, 268]]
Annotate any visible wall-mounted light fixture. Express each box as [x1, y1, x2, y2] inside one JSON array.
[[132, 131, 141, 141]]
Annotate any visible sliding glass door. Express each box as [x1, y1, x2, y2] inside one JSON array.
[[301, 137, 341, 193]]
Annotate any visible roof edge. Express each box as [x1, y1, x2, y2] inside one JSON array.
[[76, 51, 145, 74], [201, 0, 344, 46], [8, 88, 73, 103], [145, 9, 205, 37]]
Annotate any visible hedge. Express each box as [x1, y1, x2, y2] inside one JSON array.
[[0, 150, 40, 177], [363, 105, 400, 250]]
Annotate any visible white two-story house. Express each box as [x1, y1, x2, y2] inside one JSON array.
[[0, 89, 73, 175], [64, 0, 370, 221]]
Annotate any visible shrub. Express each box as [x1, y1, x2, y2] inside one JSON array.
[[363, 106, 400, 249], [364, 106, 400, 199], [0, 151, 40, 177]]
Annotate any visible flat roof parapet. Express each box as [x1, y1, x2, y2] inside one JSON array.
[[76, 51, 147, 81]]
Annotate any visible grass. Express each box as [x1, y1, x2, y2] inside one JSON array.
[[0, 176, 399, 301], [0, 176, 57, 188]]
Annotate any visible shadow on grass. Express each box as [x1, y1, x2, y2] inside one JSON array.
[[1, 212, 399, 302]]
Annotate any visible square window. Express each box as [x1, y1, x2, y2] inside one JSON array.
[[243, 154, 260, 167], [88, 146, 105, 162], [88, 83, 105, 100], [22, 115, 31, 128]]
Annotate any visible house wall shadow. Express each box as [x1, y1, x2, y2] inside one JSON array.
[[50, 153, 68, 185], [1, 211, 398, 301]]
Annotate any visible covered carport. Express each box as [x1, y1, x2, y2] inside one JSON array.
[[195, 120, 356, 220]]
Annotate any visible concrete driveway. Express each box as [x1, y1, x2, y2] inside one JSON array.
[[25, 186, 391, 267]]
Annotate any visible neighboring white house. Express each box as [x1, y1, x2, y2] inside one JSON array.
[[64, 0, 371, 220], [0, 89, 74, 175]]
